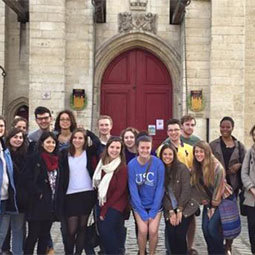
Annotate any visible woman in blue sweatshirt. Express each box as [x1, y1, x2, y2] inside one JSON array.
[[128, 135, 164, 255]]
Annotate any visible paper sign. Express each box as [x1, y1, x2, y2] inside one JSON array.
[[156, 119, 164, 130], [148, 125, 156, 136]]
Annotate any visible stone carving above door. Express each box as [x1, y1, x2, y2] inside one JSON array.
[[118, 12, 157, 34]]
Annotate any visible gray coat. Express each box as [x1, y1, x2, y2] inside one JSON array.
[[241, 145, 255, 207], [210, 137, 246, 191]]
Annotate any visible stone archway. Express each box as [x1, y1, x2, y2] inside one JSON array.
[[92, 32, 182, 130], [6, 97, 28, 128]]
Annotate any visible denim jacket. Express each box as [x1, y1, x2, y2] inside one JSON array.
[[0, 148, 18, 214]]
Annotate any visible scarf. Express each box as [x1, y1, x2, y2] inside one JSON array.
[[93, 157, 121, 206], [41, 152, 59, 171]]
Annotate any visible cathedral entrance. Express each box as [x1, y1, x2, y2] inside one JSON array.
[[101, 48, 173, 148]]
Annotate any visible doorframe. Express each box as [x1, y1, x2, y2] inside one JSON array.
[[92, 32, 182, 131]]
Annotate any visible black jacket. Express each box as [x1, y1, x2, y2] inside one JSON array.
[[23, 152, 63, 221]]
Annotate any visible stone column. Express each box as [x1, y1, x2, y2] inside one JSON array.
[[65, 0, 94, 128], [184, 0, 211, 140], [29, 0, 66, 130], [210, 0, 245, 141], [0, 2, 5, 114]]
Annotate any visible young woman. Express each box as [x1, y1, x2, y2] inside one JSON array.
[[61, 128, 101, 255], [161, 143, 199, 255], [121, 127, 139, 163], [128, 135, 164, 255], [0, 119, 19, 255], [0, 128, 28, 255], [11, 117, 28, 134], [210, 116, 246, 253], [23, 132, 61, 255], [191, 141, 232, 255], [241, 125, 255, 254], [54, 110, 77, 151], [93, 136, 128, 254]]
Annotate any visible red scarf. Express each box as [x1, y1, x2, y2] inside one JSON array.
[[41, 152, 59, 171]]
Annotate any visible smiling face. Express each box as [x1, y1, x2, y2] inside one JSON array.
[[220, 120, 233, 138], [42, 136, 56, 153], [162, 147, 174, 165], [36, 113, 52, 131], [194, 146, 205, 163], [15, 120, 27, 133], [10, 132, 24, 150], [137, 141, 152, 160], [72, 131, 85, 151], [98, 118, 112, 136], [107, 141, 122, 160], [182, 119, 196, 137], [59, 113, 71, 130], [167, 123, 181, 144], [123, 131, 136, 149]]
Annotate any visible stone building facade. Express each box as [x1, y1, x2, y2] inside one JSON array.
[[0, 0, 254, 146]]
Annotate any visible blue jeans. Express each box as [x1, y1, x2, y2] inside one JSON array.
[[98, 208, 125, 255], [202, 206, 224, 255], [0, 210, 25, 255]]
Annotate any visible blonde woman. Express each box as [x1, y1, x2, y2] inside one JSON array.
[[191, 141, 232, 255]]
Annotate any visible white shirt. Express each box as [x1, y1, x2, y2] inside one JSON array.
[[66, 151, 93, 194], [0, 146, 8, 200]]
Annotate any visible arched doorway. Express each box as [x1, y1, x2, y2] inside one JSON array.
[[15, 105, 29, 120], [101, 48, 173, 148]]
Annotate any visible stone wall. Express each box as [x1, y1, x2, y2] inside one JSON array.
[[184, 0, 211, 140], [29, 0, 66, 130], [0, 2, 5, 114], [244, 0, 255, 147], [65, 0, 94, 128], [4, 8, 29, 125], [209, 0, 245, 143]]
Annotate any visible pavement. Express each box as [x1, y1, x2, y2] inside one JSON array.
[[50, 211, 252, 255]]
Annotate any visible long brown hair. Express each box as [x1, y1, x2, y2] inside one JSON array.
[[159, 143, 180, 188], [191, 141, 216, 187], [69, 128, 88, 156], [101, 136, 126, 168]]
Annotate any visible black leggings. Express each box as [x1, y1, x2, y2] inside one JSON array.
[[66, 214, 89, 255], [24, 220, 52, 255]]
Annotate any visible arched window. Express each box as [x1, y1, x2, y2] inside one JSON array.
[[15, 105, 28, 120]]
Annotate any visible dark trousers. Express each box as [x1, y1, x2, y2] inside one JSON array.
[[24, 220, 52, 255], [165, 215, 192, 254], [202, 206, 224, 255], [98, 208, 124, 255], [246, 205, 255, 253]]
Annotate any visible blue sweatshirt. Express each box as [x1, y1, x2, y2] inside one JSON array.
[[128, 155, 165, 221]]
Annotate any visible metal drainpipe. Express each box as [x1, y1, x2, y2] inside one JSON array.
[[91, 0, 97, 131]]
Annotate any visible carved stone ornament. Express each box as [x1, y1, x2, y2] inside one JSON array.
[[118, 12, 157, 34], [129, 0, 148, 11]]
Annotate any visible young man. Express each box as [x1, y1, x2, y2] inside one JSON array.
[[97, 115, 113, 148], [180, 115, 200, 146], [28, 106, 52, 143], [157, 119, 193, 169]]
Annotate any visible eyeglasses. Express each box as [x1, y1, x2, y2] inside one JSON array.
[[168, 129, 180, 133], [60, 118, 70, 122], [36, 116, 50, 121]]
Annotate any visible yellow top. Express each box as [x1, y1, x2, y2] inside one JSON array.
[[156, 141, 193, 170]]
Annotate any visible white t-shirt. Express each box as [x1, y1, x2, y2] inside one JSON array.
[[66, 151, 93, 195]]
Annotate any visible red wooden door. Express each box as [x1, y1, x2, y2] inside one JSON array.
[[101, 49, 172, 148]]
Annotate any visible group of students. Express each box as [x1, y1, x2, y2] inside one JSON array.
[[0, 106, 255, 255]]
